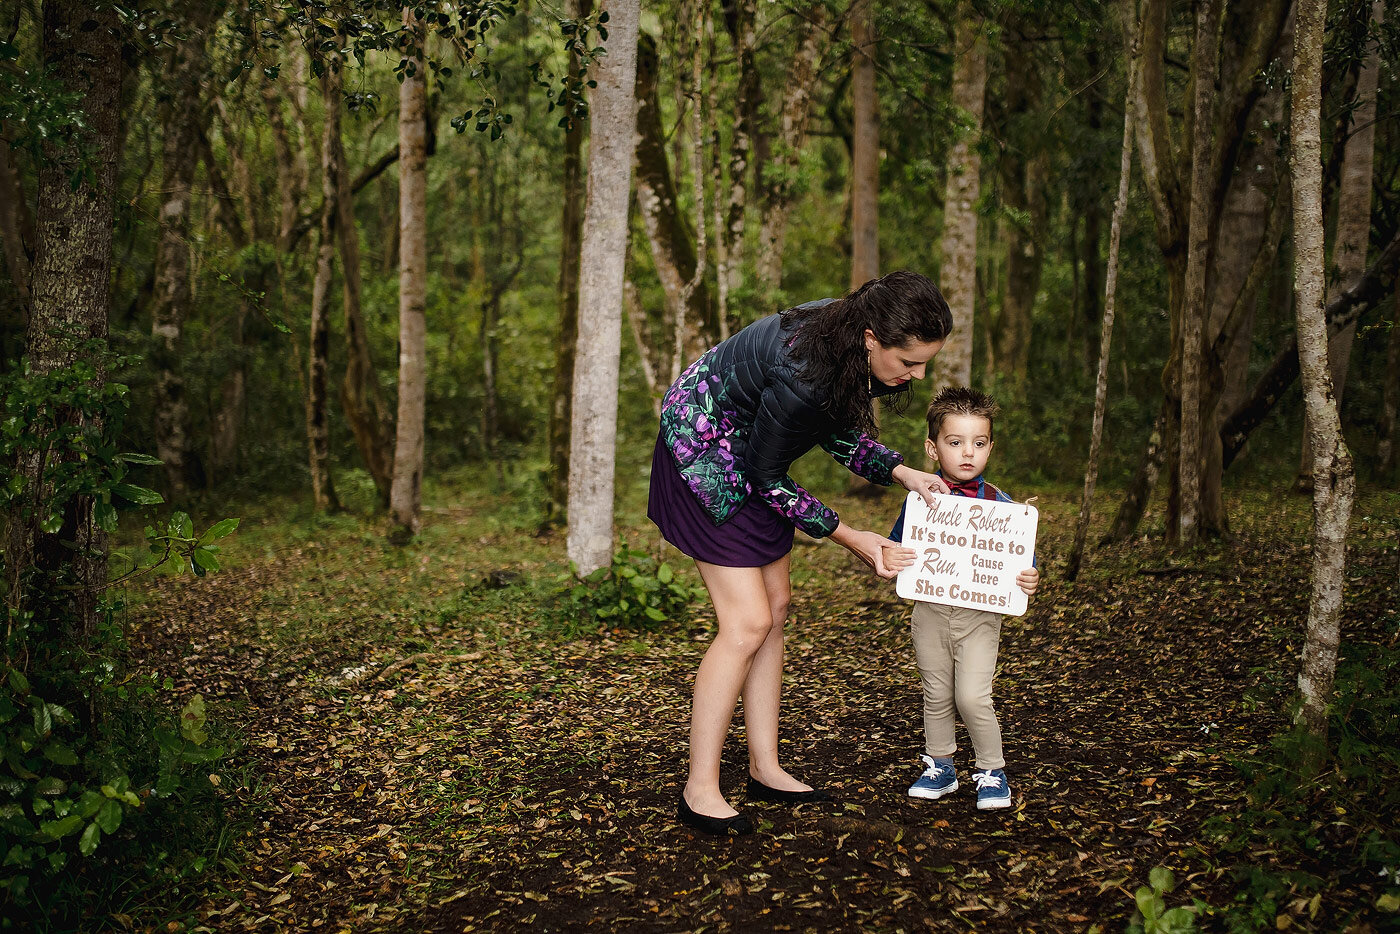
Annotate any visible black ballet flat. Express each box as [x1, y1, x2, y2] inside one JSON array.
[[677, 793, 755, 836], [745, 777, 834, 804]]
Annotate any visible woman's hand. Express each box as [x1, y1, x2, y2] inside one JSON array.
[[891, 464, 950, 504], [830, 523, 915, 580]]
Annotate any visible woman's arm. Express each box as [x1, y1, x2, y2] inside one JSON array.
[[830, 521, 917, 579]]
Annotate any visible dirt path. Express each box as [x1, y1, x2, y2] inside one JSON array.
[[126, 499, 1395, 932]]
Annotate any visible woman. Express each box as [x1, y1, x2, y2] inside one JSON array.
[[649, 270, 954, 835]]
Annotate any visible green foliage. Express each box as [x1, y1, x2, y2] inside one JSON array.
[[1202, 636, 1400, 931], [1126, 867, 1199, 934], [562, 547, 702, 632]]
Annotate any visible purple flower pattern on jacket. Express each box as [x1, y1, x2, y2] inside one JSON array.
[[660, 350, 903, 538]]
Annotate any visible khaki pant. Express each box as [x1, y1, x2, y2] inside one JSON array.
[[910, 601, 1004, 770]]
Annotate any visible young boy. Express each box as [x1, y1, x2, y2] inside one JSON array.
[[890, 387, 1038, 809]]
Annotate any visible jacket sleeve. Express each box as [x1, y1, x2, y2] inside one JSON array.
[[745, 365, 840, 538], [820, 429, 904, 485]]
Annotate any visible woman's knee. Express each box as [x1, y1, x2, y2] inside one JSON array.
[[768, 594, 790, 627], [718, 612, 776, 651]]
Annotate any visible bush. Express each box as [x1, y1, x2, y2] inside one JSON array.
[[561, 546, 703, 632]]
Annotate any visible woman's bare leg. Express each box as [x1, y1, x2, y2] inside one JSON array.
[[742, 556, 809, 792], [684, 559, 783, 817]]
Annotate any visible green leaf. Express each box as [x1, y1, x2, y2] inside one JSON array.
[[1149, 866, 1176, 894], [1158, 906, 1197, 933], [1135, 887, 1160, 923], [42, 741, 78, 766], [657, 563, 673, 584], [175, 511, 193, 540], [117, 452, 163, 465], [34, 776, 66, 796], [46, 703, 74, 726], [94, 799, 122, 834], [95, 501, 117, 531], [112, 483, 164, 505], [76, 790, 103, 818], [39, 814, 82, 840], [32, 702, 51, 738], [7, 668, 29, 694], [78, 821, 100, 856], [644, 606, 666, 621], [1378, 893, 1400, 912], [40, 512, 63, 534], [180, 695, 208, 745], [198, 518, 240, 544], [192, 548, 221, 573]]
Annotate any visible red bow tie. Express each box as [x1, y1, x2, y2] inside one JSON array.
[[946, 478, 980, 497]]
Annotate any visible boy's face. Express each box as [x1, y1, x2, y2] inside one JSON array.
[[926, 413, 994, 483]]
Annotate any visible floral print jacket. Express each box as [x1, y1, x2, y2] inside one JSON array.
[[658, 307, 906, 539]]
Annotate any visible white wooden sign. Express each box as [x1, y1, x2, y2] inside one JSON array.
[[894, 491, 1038, 616]]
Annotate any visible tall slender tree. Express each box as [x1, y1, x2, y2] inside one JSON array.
[[849, 0, 879, 291], [1290, 0, 1355, 755], [927, 0, 986, 429], [306, 46, 344, 513], [390, 7, 430, 540], [567, 0, 641, 576]]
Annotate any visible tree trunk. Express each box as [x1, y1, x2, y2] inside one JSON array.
[[634, 33, 714, 369], [150, 11, 215, 502], [755, 5, 826, 290], [849, 0, 878, 291], [335, 92, 395, 507], [390, 8, 429, 540], [996, 42, 1045, 384], [1297, 0, 1383, 488], [1067, 19, 1137, 582], [306, 51, 343, 513], [1290, 0, 1354, 757], [263, 75, 305, 253], [12, 0, 123, 639], [567, 0, 640, 576], [928, 1, 986, 418], [0, 132, 32, 314], [544, 0, 592, 529], [1379, 287, 1399, 474], [721, 0, 759, 315], [1177, 0, 1221, 546]]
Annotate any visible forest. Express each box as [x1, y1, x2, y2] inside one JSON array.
[[1, 0, 1398, 929]]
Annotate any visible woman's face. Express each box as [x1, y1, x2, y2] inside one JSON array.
[[864, 331, 945, 387]]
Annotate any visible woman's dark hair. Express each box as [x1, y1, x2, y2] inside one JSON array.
[[781, 270, 953, 435]]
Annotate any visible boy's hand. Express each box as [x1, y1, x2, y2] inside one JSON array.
[[892, 464, 950, 504], [1016, 567, 1039, 596]]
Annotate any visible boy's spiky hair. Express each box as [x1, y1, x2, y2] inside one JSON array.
[[926, 386, 1000, 440]]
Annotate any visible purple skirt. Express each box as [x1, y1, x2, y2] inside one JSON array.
[[647, 434, 795, 568]]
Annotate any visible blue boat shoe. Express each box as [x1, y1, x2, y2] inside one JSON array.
[[972, 768, 1011, 809], [907, 755, 958, 799]]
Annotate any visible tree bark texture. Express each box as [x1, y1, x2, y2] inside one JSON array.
[[1112, 0, 1291, 540], [1379, 287, 1399, 474], [334, 95, 395, 507], [545, 0, 591, 529], [306, 56, 343, 513], [720, 0, 759, 320], [390, 9, 430, 539], [567, 0, 640, 576], [13, 0, 124, 638], [849, 0, 878, 291], [755, 4, 826, 290], [994, 40, 1045, 384], [928, 2, 987, 409], [0, 132, 32, 314], [1297, 0, 1383, 486], [634, 33, 715, 370], [1067, 25, 1137, 582], [1290, 0, 1355, 751], [1176, 0, 1220, 546], [150, 9, 216, 502], [263, 74, 307, 253]]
